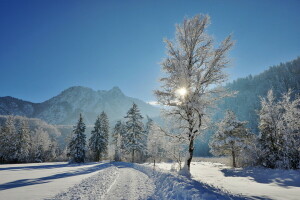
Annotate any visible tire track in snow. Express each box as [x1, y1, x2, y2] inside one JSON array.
[[103, 167, 155, 200]]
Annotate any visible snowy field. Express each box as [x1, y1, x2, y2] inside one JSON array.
[[1, 161, 299, 200], [154, 161, 300, 200]]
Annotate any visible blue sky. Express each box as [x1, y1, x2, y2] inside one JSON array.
[[0, 0, 299, 103]]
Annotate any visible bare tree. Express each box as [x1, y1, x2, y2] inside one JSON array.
[[155, 14, 234, 171]]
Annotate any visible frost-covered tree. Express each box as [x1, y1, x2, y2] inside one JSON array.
[[155, 14, 234, 171], [89, 112, 109, 161], [15, 120, 31, 163], [259, 89, 300, 169], [31, 127, 55, 162], [112, 120, 125, 161], [124, 103, 145, 163], [147, 122, 166, 167], [210, 110, 253, 167], [0, 116, 17, 162], [68, 114, 86, 163]]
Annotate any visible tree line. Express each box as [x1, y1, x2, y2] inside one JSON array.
[[209, 89, 300, 169]]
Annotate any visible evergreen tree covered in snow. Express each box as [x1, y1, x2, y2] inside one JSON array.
[[0, 116, 17, 162], [258, 89, 300, 169], [210, 110, 253, 167], [15, 119, 31, 163], [124, 103, 145, 162], [68, 114, 86, 163], [89, 112, 109, 161], [112, 120, 125, 161], [155, 14, 234, 171]]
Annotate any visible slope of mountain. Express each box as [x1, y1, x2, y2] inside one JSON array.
[[195, 57, 300, 157], [0, 86, 160, 125], [217, 56, 300, 133]]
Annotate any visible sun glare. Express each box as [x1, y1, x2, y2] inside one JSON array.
[[176, 87, 187, 97]]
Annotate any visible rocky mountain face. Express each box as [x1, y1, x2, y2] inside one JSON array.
[[0, 86, 160, 125]]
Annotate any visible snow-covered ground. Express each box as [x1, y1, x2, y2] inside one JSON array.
[[2, 161, 298, 200], [1, 161, 239, 200], [0, 162, 108, 200], [154, 161, 300, 200]]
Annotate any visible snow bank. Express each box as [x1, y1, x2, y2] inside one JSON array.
[[128, 162, 240, 200]]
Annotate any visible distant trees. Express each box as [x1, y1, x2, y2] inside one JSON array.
[[146, 120, 166, 167], [0, 116, 59, 163], [112, 120, 125, 161], [15, 120, 31, 162], [89, 112, 109, 161], [258, 89, 300, 169], [155, 14, 234, 171], [218, 57, 300, 133], [210, 110, 254, 167], [68, 114, 86, 163]]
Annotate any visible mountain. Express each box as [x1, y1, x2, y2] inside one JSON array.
[[0, 86, 160, 125]]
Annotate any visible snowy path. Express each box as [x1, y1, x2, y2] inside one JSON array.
[[54, 164, 155, 200], [104, 167, 155, 200]]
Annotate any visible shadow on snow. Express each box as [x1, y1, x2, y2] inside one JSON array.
[[0, 162, 111, 191], [221, 167, 300, 188]]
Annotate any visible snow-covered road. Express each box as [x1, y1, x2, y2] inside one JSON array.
[[104, 168, 155, 200]]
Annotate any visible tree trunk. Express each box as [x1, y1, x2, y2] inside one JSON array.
[[154, 159, 156, 167], [187, 137, 194, 171], [132, 150, 135, 163], [232, 149, 236, 168]]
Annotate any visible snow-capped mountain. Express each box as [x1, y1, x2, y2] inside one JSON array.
[[0, 86, 160, 125]]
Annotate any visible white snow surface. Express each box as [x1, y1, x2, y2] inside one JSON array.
[[0, 162, 106, 200], [155, 161, 300, 200], [0, 161, 240, 200]]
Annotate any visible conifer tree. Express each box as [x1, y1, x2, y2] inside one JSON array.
[[112, 120, 125, 161], [124, 103, 145, 162], [89, 112, 109, 161], [210, 110, 253, 167], [69, 114, 86, 163], [15, 119, 31, 163]]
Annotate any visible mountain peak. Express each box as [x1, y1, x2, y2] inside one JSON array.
[[108, 86, 124, 95]]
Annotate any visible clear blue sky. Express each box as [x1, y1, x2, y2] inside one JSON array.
[[0, 0, 299, 103]]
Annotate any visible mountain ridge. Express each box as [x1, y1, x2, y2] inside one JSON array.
[[0, 86, 160, 125]]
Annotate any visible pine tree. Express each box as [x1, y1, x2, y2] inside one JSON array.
[[15, 119, 31, 163], [112, 120, 125, 161], [210, 110, 253, 167], [124, 103, 145, 163], [69, 114, 86, 163], [89, 112, 109, 161]]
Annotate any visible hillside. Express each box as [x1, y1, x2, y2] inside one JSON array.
[[196, 57, 300, 156], [0, 86, 160, 125], [218, 57, 300, 133]]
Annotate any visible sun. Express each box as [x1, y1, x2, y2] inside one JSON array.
[[176, 87, 187, 97]]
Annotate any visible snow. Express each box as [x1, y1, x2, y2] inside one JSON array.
[[2, 161, 299, 200], [0, 162, 107, 200], [155, 161, 300, 200]]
